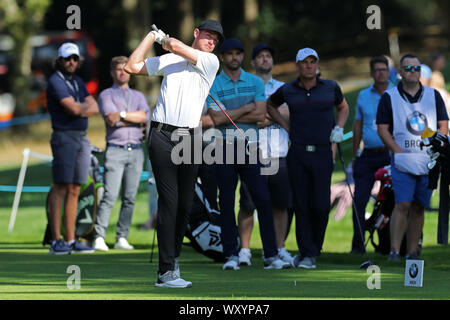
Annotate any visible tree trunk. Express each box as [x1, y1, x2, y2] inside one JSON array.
[[122, 0, 160, 109], [205, 0, 221, 22], [179, 0, 195, 43], [243, 0, 259, 68]]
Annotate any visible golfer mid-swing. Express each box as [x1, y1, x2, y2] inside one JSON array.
[[125, 20, 223, 288]]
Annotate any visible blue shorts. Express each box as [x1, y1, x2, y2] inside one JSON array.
[[50, 130, 91, 185], [390, 164, 433, 208]]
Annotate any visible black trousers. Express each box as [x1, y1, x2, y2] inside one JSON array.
[[287, 145, 333, 258], [148, 127, 199, 274]]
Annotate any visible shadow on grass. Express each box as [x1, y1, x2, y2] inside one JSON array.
[[1, 244, 450, 299]]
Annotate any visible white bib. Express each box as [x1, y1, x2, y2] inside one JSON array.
[[388, 86, 437, 175]]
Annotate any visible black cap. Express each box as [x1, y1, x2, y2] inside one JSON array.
[[197, 20, 224, 42], [252, 43, 275, 59], [220, 38, 244, 54]]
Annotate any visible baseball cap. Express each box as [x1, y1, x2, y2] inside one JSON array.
[[197, 20, 224, 43], [296, 47, 319, 62], [252, 43, 274, 59], [220, 38, 244, 54], [58, 42, 80, 58]]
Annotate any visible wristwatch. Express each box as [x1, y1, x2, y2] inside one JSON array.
[[120, 111, 127, 119]]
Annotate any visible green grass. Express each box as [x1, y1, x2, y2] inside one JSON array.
[[1, 87, 449, 300], [1, 160, 450, 300]]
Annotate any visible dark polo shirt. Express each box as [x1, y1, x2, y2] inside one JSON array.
[[269, 77, 344, 146], [47, 71, 90, 131], [376, 82, 448, 134]]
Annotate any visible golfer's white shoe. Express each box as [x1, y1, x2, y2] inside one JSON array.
[[264, 256, 292, 269], [93, 237, 109, 251], [155, 270, 192, 288], [223, 256, 240, 270], [114, 237, 134, 250]]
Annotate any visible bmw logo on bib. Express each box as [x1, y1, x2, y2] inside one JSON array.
[[406, 111, 428, 136]]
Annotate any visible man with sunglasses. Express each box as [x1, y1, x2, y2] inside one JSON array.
[[351, 56, 393, 254], [46, 42, 99, 255], [377, 53, 449, 261]]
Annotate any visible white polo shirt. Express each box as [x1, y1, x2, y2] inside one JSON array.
[[145, 50, 219, 128], [259, 77, 290, 159]]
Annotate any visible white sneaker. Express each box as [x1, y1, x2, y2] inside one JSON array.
[[278, 248, 294, 266], [264, 256, 292, 269], [114, 237, 134, 250], [93, 237, 109, 251], [223, 256, 240, 270], [155, 270, 192, 288], [238, 248, 252, 266]]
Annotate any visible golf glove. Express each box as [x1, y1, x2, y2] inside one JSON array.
[[151, 29, 168, 45], [330, 125, 344, 143]]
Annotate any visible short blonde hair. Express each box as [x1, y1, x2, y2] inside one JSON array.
[[110, 56, 129, 70]]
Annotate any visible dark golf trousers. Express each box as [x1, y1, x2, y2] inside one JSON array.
[[215, 141, 278, 260], [287, 145, 333, 258], [148, 127, 199, 275], [352, 149, 390, 252]]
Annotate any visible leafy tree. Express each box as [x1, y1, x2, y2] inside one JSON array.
[[0, 0, 51, 118]]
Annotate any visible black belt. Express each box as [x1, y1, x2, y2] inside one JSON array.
[[107, 142, 142, 150], [295, 144, 330, 152], [364, 147, 387, 153], [151, 121, 195, 134], [54, 129, 86, 136]]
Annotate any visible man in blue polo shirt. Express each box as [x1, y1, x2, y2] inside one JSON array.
[[268, 48, 349, 269], [207, 38, 290, 271], [351, 56, 393, 254], [46, 42, 99, 255]]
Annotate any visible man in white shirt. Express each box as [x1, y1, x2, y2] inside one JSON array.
[[125, 20, 223, 288]]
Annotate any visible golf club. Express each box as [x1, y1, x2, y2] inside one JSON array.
[[336, 143, 373, 269], [208, 93, 257, 156], [149, 227, 156, 263]]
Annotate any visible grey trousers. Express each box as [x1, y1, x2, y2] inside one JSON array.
[[94, 146, 144, 240]]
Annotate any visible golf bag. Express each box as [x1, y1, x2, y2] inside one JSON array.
[[185, 180, 226, 262], [420, 130, 450, 244], [42, 146, 104, 245], [365, 166, 407, 255]]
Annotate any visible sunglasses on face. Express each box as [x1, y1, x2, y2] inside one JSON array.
[[403, 65, 421, 72], [64, 55, 79, 62]]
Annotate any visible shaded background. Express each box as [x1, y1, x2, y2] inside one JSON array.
[[0, 0, 449, 118]]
